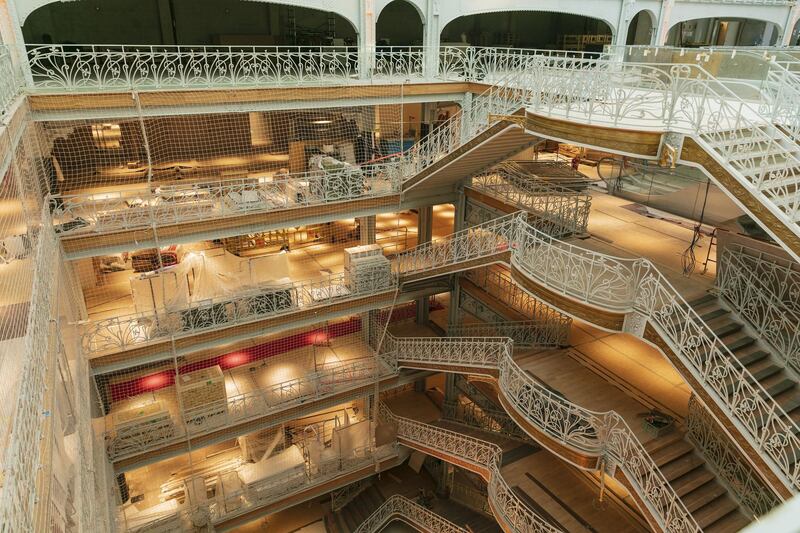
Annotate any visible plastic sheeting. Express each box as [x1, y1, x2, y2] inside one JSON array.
[[130, 249, 291, 312]]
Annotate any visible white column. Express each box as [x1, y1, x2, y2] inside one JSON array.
[[415, 205, 433, 324], [359, 0, 376, 78], [614, 0, 636, 46], [459, 92, 473, 144], [653, 0, 675, 45], [423, 0, 441, 79], [782, 4, 800, 46], [0, 0, 33, 85]]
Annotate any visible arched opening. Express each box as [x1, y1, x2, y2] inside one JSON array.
[[376, 0, 423, 47], [665, 17, 779, 47], [626, 11, 654, 45], [22, 0, 358, 46], [791, 18, 800, 46], [440, 11, 612, 51]]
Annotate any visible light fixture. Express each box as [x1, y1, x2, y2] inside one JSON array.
[[311, 119, 333, 125]]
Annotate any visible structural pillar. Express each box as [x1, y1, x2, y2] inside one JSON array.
[[782, 4, 800, 45], [358, 215, 376, 245], [653, 0, 675, 45], [359, 215, 377, 345], [459, 92, 473, 144], [613, 0, 636, 46], [358, 0, 376, 78], [423, 0, 441, 79], [0, 0, 33, 85], [415, 205, 433, 324]]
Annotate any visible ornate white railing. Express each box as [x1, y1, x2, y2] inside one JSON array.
[[391, 335, 512, 370], [399, 68, 534, 185], [330, 477, 372, 512], [208, 443, 400, 525], [52, 163, 401, 236], [24, 45, 603, 92], [717, 244, 800, 375], [82, 267, 396, 355], [0, 46, 22, 116], [388, 336, 699, 532], [514, 55, 800, 247], [687, 395, 781, 518], [443, 396, 531, 443], [380, 405, 562, 533], [394, 212, 800, 493], [394, 213, 518, 276], [26, 45, 362, 91], [448, 320, 566, 347], [461, 267, 571, 333], [116, 443, 401, 531], [354, 494, 467, 533], [104, 355, 395, 461], [471, 170, 591, 237]]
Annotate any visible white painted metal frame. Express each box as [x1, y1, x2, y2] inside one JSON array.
[[387, 335, 699, 532], [82, 267, 396, 355], [380, 404, 562, 533], [0, 207, 58, 531], [687, 395, 781, 518], [395, 211, 800, 494], [717, 243, 800, 375], [354, 494, 468, 533]]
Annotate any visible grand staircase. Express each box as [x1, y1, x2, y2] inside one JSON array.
[[646, 433, 749, 532], [688, 293, 800, 429], [336, 483, 387, 532], [393, 212, 800, 497]]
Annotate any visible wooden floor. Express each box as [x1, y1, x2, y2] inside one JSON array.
[[567, 322, 692, 419], [500, 448, 649, 533], [77, 206, 455, 323], [385, 391, 649, 533]]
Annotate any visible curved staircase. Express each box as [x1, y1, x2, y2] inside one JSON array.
[[392, 212, 800, 498]]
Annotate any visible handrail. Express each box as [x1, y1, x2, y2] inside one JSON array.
[[0, 45, 22, 116], [387, 335, 700, 532], [82, 268, 396, 355], [380, 404, 563, 533], [104, 354, 396, 461], [354, 494, 467, 533], [470, 170, 591, 237], [394, 212, 800, 493], [717, 244, 800, 375], [23, 45, 604, 92], [52, 163, 402, 237]]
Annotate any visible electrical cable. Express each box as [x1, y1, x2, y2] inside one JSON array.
[[682, 179, 712, 276]]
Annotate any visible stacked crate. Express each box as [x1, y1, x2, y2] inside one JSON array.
[[177, 365, 229, 430], [344, 245, 392, 293]]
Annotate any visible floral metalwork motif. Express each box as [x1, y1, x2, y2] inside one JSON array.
[[380, 405, 562, 533], [394, 212, 800, 493], [354, 494, 468, 533], [717, 244, 800, 374], [82, 268, 396, 355], [471, 170, 591, 237], [387, 336, 698, 532], [687, 395, 781, 518], [53, 164, 401, 236]]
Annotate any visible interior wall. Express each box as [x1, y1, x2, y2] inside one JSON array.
[[376, 0, 423, 46], [665, 17, 778, 47], [22, 0, 357, 46], [440, 11, 612, 49], [626, 11, 653, 45]]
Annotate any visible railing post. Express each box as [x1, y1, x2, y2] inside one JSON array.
[[459, 92, 473, 145]]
